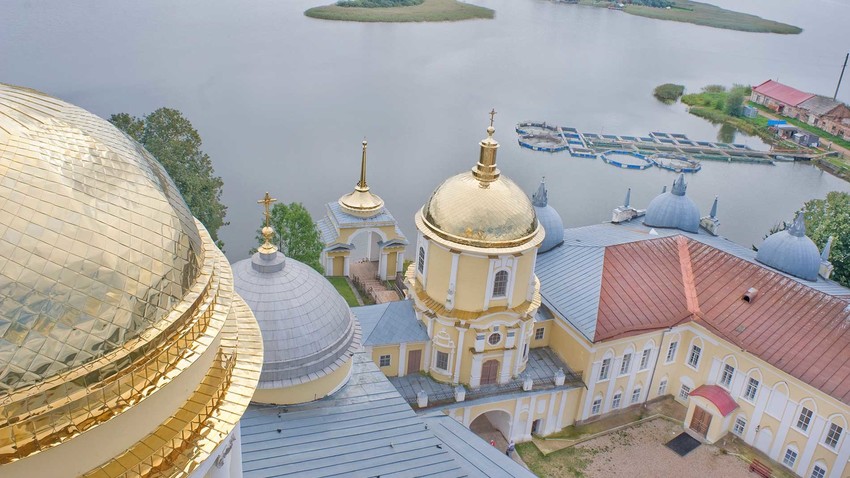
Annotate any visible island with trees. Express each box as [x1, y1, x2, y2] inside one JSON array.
[[304, 0, 493, 22], [573, 0, 801, 34]]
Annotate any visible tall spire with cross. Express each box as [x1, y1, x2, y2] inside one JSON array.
[[472, 108, 501, 183], [258, 192, 278, 254]]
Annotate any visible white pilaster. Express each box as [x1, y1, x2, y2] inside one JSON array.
[[398, 342, 407, 377], [511, 397, 524, 441], [770, 399, 799, 460], [462, 406, 472, 427], [602, 358, 621, 413], [501, 349, 514, 384], [396, 251, 404, 273], [446, 252, 460, 310], [798, 416, 827, 473], [581, 362, 601, 420], [379, 252, 388, 280], [483, 259, 496, 310], [470, 354, 483, 388], [453, 328, 466, 383], [829, 430, 850, 478], [424, 340, 432, 370], [744, 388, 771, 445], [707, 358, 722, 385], [545, 392, 557, 435], [343, 256, 350, 276], [525, 396, 538, 440], [557, 390, 569, 430]]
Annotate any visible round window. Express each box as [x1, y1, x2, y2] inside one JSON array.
[[488, 333, 501, 345]]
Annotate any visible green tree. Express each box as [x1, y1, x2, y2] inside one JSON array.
[[724, 89, 745, 117], [254, 202, 324, 272], [802, 192, 850, 287], [109, 109, 228, 248]]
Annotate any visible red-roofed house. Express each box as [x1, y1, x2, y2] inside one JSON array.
[[751, 80, 815, 117]]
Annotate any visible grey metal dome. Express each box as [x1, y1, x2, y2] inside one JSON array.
[[232, 250, 360, 389], [644, 174, 701, 233], [756, 212, 821, 281], [532, 179, 564, 253]]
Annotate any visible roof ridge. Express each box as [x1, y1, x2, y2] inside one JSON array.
[[677, 236, 701, 316]]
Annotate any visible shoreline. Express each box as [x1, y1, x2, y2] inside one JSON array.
[[304, 0, 494, 22]]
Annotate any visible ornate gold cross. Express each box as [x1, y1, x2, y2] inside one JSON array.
[[258, 192, 277, 228]]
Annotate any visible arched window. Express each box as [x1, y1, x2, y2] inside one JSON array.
[[417, 246, 425, 273], [493, 270, 509, 297]]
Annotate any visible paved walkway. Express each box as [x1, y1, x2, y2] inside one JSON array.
[[349, 260, 400, 303]]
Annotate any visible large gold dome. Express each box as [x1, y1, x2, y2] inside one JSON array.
[[421, 124, 538, 249], [0, 83, 203, 393]]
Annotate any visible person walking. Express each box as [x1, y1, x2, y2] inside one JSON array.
[[505, 440, 515, 457]]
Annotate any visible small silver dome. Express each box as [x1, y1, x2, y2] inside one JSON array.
[[756, 212, 821, 281], [644, 174, 700, 233], [232, 251, 359, 388], [532, 179, 564, 253]]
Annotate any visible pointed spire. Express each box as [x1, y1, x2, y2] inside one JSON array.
[[788, 211, 806, 237], [671, 173, 687, 196], [532, 177, 548, 207], [358, 139, 368, 189], [338, 139, 384, 218], [472, 109, 501, 183], [822, 236, 834, 261], [624, 188, 631, 208], [709, 195, 718, 218]]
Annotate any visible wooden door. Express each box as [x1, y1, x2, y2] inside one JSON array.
[[481, 360, 499, 385], [407, 349, 421, 375], [689, 406, 711, 437]]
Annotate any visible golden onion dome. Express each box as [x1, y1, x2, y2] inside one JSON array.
[[421, 119, 539, 249], [0, 83, 203, 394]]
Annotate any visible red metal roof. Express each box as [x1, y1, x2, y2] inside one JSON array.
[[595, 236, 850, 406], [690, 385, 739, 417], [753, 80, 815, 107]]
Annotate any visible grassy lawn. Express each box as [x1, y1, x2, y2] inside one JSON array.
[[517, 442, 592, 478], [304, 0, 493, 22], [624, 0, 801, 33], [326, 276, 360, 307]]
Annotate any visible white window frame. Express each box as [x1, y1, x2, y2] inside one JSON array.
[[797, 406, 813, 433], [679, 384, 691, 401], [733, 416, 747, 436], [743, 377, 759, 402], [612, 392, 622, 409], [599, 358, 611, 381], [687, 344, 701, 369], [492, 270, 509, 298], [417, 246, 425, 274], [435, 351, 449, 371], [824, 422, 843, 449], [782, 447, 798, 468], [488, 333, 502, 346], [619, 353, 632, 376], [534, 327, 545, 340], [810, 463, 827, 478], [639, 349, 651, 370], [658, 379, 668, 395], [591, 398, 602, 415], [379, 354, 391, 367], [720, 363, 735, 388], [631, 388, 641, 404], [665, 341, 678, 364]]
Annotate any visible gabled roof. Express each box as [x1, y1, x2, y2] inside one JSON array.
[[540, 230, 850, 406], [753, 80, 815, 107], [799, 95, 845, 117], [690, 385, 739, 417], [354, 300, 429, 346]]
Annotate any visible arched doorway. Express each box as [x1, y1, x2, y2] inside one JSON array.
[[469, 410, 513, 449], [754, 427, 773, 454], [481, 360, 499, 385]]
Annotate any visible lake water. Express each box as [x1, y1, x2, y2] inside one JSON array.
[[4, 0, 850, 260]]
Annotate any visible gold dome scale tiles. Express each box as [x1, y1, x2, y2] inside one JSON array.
[[0, 84, 262, 478], [421, 113, 539, 249]]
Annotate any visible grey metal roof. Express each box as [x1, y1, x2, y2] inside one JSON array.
[[354, 300, 429, 346], [421, 414, 536, 478], [241, 353, 520, 478], [799, 95, 843, 116], [232, 251, 359, 388], [316, 216, 338, 245], [327, 201, 398, 228], [756, 212, 821, 281], [643, 174, 700, 233]]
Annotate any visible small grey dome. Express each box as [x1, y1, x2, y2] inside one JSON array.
[[756, 212, 821, 281], [644, 174, 700, 233], [532, 179, 564, 253], [232, 250, 359, 389]]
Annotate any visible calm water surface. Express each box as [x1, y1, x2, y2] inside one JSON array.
[[4, 0, 850, 259]]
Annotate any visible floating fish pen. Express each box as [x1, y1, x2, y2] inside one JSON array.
[[650, 153, 701, 173], [517, 121, 783, 170], [600, 150, 652, 170]]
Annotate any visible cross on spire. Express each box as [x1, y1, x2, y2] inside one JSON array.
[[488, 108, 497, 128], [258, 192, 277, 228]]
